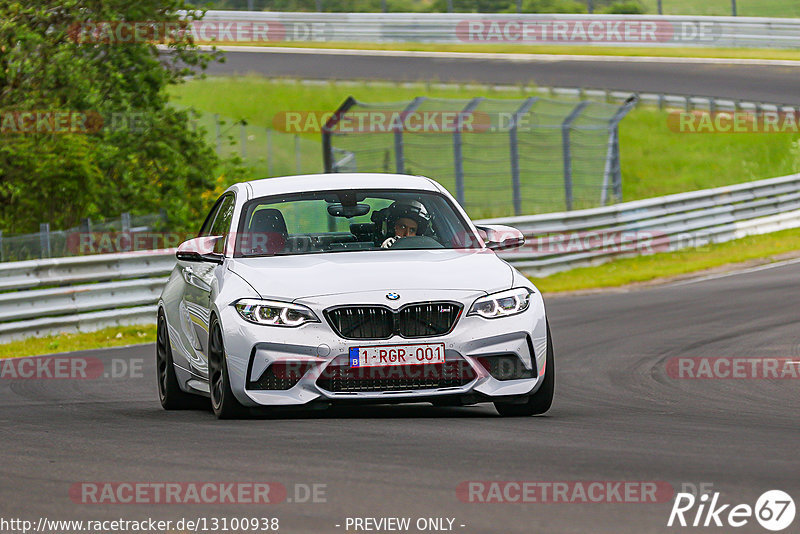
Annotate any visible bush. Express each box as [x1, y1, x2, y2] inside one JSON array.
[[600, 1, 646, 14]]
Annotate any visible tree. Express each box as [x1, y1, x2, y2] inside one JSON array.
[[0, 1, 228, 233]]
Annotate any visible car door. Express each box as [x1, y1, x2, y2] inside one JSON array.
[[178, 193, 235, 378]]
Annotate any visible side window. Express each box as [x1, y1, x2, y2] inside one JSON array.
[[210, 194, 236, 253], [198, 197, 224, 237]]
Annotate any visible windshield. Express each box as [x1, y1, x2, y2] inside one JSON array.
[[234, 189, 480, 257]]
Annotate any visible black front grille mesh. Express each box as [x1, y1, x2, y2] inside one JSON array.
[[325, 302, 461, 340], [316, 361, 476, 392]]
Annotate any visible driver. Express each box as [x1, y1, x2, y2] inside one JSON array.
[[380, 200, 431, 249]]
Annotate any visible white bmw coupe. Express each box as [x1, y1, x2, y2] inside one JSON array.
[[157, 173, 554, 418]]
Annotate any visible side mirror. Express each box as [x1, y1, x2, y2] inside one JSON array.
[[176, 236, 224, 264], [475, 225, 525, 251]]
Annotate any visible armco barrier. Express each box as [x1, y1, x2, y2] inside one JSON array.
[[197, 11, 800, 49], [2, 173, 800, 341]]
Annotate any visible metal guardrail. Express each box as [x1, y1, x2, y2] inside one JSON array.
[[1, 173, 800, 341], [200, 11, 800, 49]]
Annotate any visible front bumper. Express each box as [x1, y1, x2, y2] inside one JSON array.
[[218, 289, 548, 407]]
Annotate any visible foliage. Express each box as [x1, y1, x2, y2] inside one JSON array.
[[600, 1, 646, 14], [0, 1, 233, 234]]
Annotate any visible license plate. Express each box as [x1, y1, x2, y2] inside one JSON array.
[[349, 343, 446, 368]]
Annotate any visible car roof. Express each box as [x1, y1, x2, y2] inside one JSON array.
[[238, 173, 442, 199]]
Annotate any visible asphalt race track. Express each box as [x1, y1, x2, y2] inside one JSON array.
[[1, 261, 798, 533], [206, 48, 800, 104]]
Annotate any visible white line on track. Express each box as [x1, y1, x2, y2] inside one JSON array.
[[666, 256, 800, 287], [202, 45, 800, 66]]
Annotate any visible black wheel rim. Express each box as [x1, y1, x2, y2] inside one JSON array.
[[156, 315, 168, 401], [209, 325, 224, 411]]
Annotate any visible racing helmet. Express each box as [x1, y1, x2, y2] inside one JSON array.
[[372, 199, 432, 238]]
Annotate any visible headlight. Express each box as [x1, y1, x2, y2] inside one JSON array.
[[235, 299, 319, 327], [468, 288, 533, 319]]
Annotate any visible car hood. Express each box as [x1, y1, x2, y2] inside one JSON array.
[[229, 249, 512, 300]]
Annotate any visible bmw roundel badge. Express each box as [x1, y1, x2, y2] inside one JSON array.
[[386, 292, 400, 300]]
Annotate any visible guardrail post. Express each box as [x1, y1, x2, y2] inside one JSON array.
[[509, 97, 537, 216], [561, 101, 590, 211], [453, 97, 483, 207], [121, 212, 131, 233], [322, 96, 357, 173], [39, 223, 51, 259], [0, 230, 3, 263], [395, 97, 425, 174]]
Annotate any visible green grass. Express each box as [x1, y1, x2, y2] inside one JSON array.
[[530, 227, 800, 292], [0, 325, 155, 359], [640, 0, 800, 17], [206, 41, 800, 61], [169, 76, 800, 213]]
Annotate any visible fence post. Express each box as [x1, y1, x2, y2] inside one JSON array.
[[295, 135, 302, 174], [657, 0, 662, 14], [316, 0, 322, 11], [240, 121, 247, 160], [601, 96, 638, 205], [453, 98, 483, 207], [561, 101, 590, 211], [394, 97, 426, 174], [731, 0, 737, 16], [509, 97, 537, 216], [267, 128, 273, 176], [446, 0, 453, 12], [40, 223, 51, 259], [121, 212, 131, 233], [214, 114, 221, 155], [247, 0, 254, 9], [0, 230, 3, 263], [322, 96, 357, 173]]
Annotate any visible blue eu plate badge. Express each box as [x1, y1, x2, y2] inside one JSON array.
[[349, 347, 360, 367]]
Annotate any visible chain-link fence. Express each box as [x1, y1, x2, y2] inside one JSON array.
[[189, 109, 322, 178], [323, 95, 636, 219], [0, 213, 167, 263], [200, 0, 782, 17]]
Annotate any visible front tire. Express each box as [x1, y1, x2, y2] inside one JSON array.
[[156, 311, 202, 410], [208, 318, 248, 419], [494, 321, 555, 417]]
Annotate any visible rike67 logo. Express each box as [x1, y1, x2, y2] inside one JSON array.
[[668, 490, 795, 531]]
